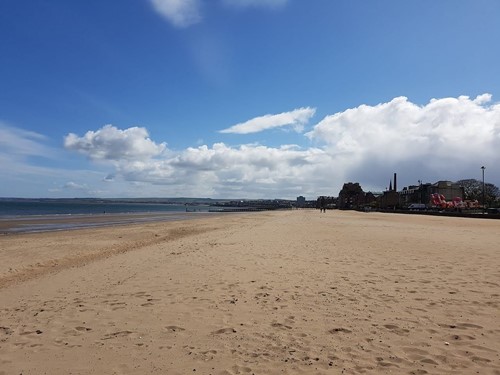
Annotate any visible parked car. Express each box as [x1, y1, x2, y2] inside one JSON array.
[[408, 203, 427, 210]]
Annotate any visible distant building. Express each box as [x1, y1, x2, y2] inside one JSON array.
[[378, 173, 400, 209], [429, 181, 464, 201], [337, 182, 376, 209], [399, 180, 464, 207], [296, 196, 306, 208], [317, 196, 337, 208], [399, 183, 432, 207]]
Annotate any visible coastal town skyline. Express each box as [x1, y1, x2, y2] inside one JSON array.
[[1, 1, 500, 199]]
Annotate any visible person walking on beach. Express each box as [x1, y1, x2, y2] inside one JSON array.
[[319, 196, 326, 213]]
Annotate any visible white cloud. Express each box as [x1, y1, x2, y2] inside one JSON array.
[[63, 124, 335, 197], [0, 121, 52, 158], [64, 181, 88, 190], [62, 94, 500, 198], [112, 142, 335, 198], [149, 0, 288, 28], [307, 94, 500, 190], [220, 107, 316, 134], [221, 0, 288, 8], [64, 125, 167, 161], [47, 181, 106, 196], [5, 94, 500, 199], [0, 122, 111, 197], [149, 0, 202, 28]]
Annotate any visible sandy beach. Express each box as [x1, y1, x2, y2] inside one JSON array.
[[0, 210, 499, 374]]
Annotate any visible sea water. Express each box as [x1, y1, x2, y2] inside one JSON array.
[[0, 200, 206, 217], [0, 200, 214, 233]]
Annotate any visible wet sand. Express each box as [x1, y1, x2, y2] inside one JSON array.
[[0, 210, 499, 374], [0, 211, 214, 234]]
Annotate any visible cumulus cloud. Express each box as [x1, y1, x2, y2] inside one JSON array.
[[220, 107, 316, 134], [112, 143, 335, 197], [149, 0, 202, 28], [64, 125, 167, 161], [307, 94, 500, 190], [61, 94, 500, 198]]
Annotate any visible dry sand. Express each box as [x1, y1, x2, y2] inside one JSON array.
[[0, 210, 499, 374]]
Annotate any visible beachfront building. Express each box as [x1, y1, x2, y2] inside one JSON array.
[[378, 173, 400, 209], [337, 182, 376, 209], [399, 180, 464, 207], [315, 196, 337, 209], [399, 183, 432, 207], [429, 180, 464, 200], [379, 189, 400, 209], [337, 182, 363, 209]]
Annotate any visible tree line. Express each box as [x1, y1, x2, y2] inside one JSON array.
[[456, 179, 499, 207]]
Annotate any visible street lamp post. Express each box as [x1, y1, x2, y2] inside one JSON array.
[[481, 166, 486, 214]]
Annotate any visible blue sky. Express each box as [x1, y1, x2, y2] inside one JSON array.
[[1, 0, 500, 199]]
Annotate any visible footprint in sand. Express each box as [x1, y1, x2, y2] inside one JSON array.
[[420, 358, 439, 365], [440, 322, 484, 330], [109, 302, 127, 311], [102, 330, 133, 340], [404, 347, 431, 361], [470, 344, 497, 353], [19, 330, 43, 336], [328, 328, 352, 334], [271, 322, 292, 330], [213, 328, 237, 334], [409, 370, 428, 374], [383, 324, 410, 334], [165, 326, 185, 332], [375, 357, 399, 368], [230, 364, 253, 373], [75, 326, 92, 332], [0, 327, 13, 335], [447, 334, 476, 341], [201, 349, 217, 355], [471, 355, 492, 363], [456, 323, 483, 329]]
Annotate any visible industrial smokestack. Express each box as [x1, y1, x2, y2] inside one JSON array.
[[393, 173, 397, 192]]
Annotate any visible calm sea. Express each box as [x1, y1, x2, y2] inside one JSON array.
[[0, 200, 217, 234], [0, 200, 205, 217]]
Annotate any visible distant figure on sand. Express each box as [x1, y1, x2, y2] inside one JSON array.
[[319, 196, 326, 213]]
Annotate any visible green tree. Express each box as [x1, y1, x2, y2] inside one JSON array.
[[456, 179, 500, 207]]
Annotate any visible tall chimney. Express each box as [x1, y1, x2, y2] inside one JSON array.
[[393, 173, 397, 192]]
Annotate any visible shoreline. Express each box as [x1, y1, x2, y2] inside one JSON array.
[[0, 210, 223, 234], [1, 210, 499, 374]]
